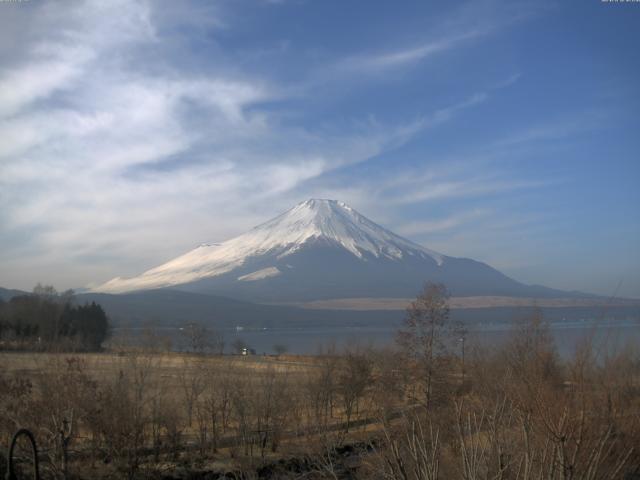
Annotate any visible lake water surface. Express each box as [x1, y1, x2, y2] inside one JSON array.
[[112, 319, 640, 359]]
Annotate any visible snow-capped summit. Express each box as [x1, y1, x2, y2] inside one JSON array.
[[95, 199, 565, 301], [96, 199, 443, 294], [245, 198, 443, 263]]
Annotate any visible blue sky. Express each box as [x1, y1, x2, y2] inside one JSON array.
[[0, 0, 638, 297]]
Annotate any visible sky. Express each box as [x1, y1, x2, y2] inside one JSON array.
[[0, 0, 639, 298]]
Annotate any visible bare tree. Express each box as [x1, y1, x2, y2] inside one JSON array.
[[181, 322, 210, 354], [396, 282, 454, 407], [372, 414, 441, 480], [273, 344, 288, 356], [178, 357, 206, 427], [210, 328, 225, 355], [337, 348, 372, 432], [37, 356, 97, 479], [201, 364, 233, 452], [304, 345, 339, 430], [369, 346, 409, 420]]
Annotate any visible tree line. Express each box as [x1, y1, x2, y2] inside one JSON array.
[[0, 284, 110, 351]]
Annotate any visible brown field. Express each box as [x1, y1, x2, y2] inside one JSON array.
[[1, 317, 639, 479], [0, 350, 318, 376], [0, 347, 405, 479], [276, 296, 640, 310]]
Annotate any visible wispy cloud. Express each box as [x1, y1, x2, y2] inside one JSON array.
[[395, 209, 491, 236], [388, 176, 552, 205], [344, 30, 485, 72], [334, 0, 539, 75], [493, 113, 603, 148]]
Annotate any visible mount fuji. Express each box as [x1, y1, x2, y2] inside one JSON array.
[[95, 199, 574, 302]]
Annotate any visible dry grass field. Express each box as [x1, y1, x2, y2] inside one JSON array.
[[0, 347, 403, 479], [1, 316, 640, 479], [0, 350, 317, 377]]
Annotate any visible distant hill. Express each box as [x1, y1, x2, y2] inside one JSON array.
[[0, 287, 27, 301], [76, 289, 403, 329], [76, 289, 640, 331]]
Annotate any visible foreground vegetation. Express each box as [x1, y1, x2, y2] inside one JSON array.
[[0, 284, 639, 479]]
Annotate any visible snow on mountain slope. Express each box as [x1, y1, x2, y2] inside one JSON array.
[[238, 267, 282, 282], [96, 199, 445, 294]]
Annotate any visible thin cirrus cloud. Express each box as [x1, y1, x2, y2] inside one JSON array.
[[333, 0, 539, 74], [341, 30, 484, 72], [388, 176, 553, 206], [395, 209, 491, 236]]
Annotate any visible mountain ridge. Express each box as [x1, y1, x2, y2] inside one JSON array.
[[93, 199, 594, 302], [96, 199, 445, 294]]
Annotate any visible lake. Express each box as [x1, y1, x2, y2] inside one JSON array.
[[111, 318, 640, 359]]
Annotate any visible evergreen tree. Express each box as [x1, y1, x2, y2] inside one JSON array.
[[1, 286, 110, 351]]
